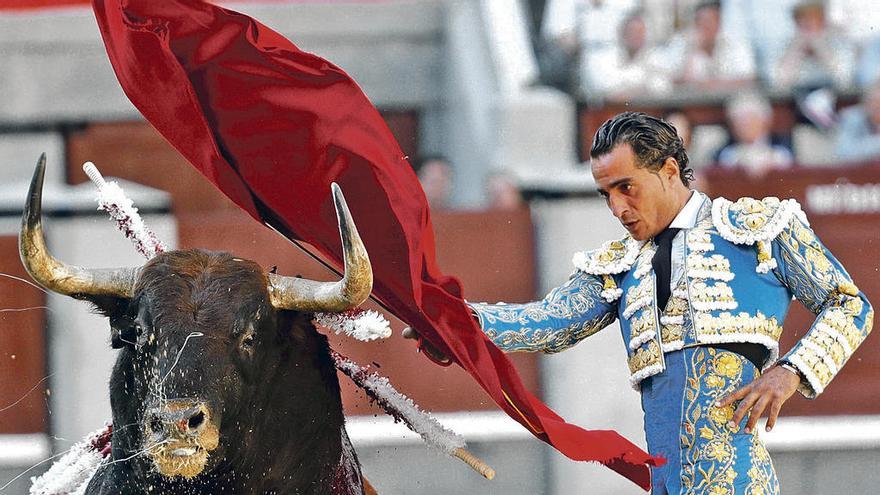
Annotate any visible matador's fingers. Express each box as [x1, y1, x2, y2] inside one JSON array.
[[745, 395, 770, 434], [717, 383, 751, 408], [402, 327, 452, 366], [730, 390, 759, 428], [765, 400, 784, 432]]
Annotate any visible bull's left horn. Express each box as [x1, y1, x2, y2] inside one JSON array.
[[19, 153, 138, 299], [268, 183, 373, 312]]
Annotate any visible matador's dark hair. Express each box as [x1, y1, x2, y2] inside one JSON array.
[[590, 111, 694, 187]]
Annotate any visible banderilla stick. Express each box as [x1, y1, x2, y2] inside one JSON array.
[[453, 447, 495, 480]]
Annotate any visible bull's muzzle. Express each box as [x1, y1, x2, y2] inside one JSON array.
[[146, 401, 210, 440], [144, 400, 220, 479]]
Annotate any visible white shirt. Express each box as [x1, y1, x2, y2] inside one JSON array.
[[668, 190, 707, 289], [669, 189, 705, 230]]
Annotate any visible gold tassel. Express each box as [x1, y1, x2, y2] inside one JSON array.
[[603, 275, 615, 290], [756, 241, 771, 263]]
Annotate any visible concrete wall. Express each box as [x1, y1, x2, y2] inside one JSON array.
[[348, 412, 546, 494]]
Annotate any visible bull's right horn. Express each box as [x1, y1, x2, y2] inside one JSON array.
[[268, 183, 373, 312], [19, 154, 138, 299]]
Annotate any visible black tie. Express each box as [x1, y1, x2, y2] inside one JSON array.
[[651, 227, 680, 310]]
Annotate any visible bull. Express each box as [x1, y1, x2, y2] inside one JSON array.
[[21, 156, 377, 495]]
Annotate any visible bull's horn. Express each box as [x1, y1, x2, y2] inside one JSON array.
[[268, 183, 372, 312], [19, 154, 138, 299]]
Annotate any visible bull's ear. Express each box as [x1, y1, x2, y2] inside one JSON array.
[[86, 295, 133, 348]]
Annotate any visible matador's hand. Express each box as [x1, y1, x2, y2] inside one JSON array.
[[717, 365, 801, 434], [402, 327, 452, 366]]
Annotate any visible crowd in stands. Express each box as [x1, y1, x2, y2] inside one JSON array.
[[535, 0, 880, 172], [414, 155, 526, 212], [538, 0, 876, 96], [416, 0, 880, 209], [715, 92, 795, 175]]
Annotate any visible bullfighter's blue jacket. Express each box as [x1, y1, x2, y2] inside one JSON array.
[[470, 193, 873, 398]]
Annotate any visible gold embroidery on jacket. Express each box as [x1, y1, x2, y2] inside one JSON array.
[[686, 253, 735, 281], [661, 323, 684, 345], [475, 272, 617, 353], [694, 312, 783, 342], [623, 275, 654, 319], [629, 310, 656, 348], [774, 215, 872, 397], [628, 340, 662, 374]]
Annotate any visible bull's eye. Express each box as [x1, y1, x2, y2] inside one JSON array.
[[112, 320, 142, 349], [241, 334, 255, 349]]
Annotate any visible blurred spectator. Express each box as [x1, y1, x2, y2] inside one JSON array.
[[664, 111, 693, 149], [797, 86, 838, 131], [538, 0, 637, 95], [586, 10, 672, 100], [827, 0, 880, 46], [535, 18, 581, 92], [723, 0, 800, 84], [772, 0, 855, 91], [835, 81, 880, 162], [715, 92, 794, 176], [415, 155, 454, 210], [856, 35, 880, 89], [663, 0, 756, 90], [541, 0, 637, 55], [641, 0, 702, 46], [485, 171, 526, 211]]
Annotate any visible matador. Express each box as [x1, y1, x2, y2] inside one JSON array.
[[415, 112, 873, 494]]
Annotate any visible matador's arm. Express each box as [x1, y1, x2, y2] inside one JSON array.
[[468, 270, 619, 353], [772, 214, 873, 398]]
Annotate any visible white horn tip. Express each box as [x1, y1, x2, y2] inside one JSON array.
[[331, 182, 342, 197]]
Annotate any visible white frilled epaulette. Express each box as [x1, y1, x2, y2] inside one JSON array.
[[572, 236, 643, 303], [711, 196, 810, 273], [711, 196, 809, 244], [572, 236, 642, 275]]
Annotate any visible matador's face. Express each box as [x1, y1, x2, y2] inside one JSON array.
[[591, 144, 683, 241]]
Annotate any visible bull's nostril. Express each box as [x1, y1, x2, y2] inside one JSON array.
[[188, 410, 206, 431]]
